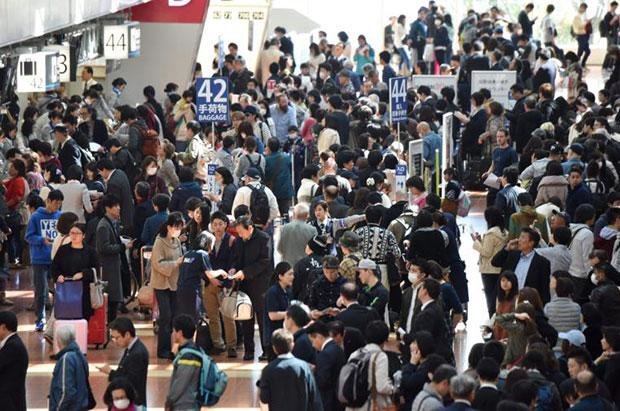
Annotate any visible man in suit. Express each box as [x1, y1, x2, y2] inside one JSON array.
[[325, 185, 349, 218], [518, 3, 537, 38], [53, 124, 82, 172], [412, 278, 453, 362], [285, 304, 316, 365], [491, 227, 551, 303], [0, 311, 28, 411], [514, 97, 544, 152], [97, 158, 134, 236], [472, 358, 503, 411], [335, 282, 380, 334], [231, 215, 272, 361], [442, 374, 477, 411], [97, 318, 149, 408], [259, 329, 323, 411], [306, 320, 346, 411]]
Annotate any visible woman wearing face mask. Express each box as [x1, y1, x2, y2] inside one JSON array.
[[103, 377, 138, 411], [135, 156, 168, 200], [433, 15, 451, 67], [151, 212, 184, 359]]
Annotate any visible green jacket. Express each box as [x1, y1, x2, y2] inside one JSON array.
[[508, 206, 548, 243]]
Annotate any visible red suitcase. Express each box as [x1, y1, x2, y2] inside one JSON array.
[[88, 293, 108, 349]]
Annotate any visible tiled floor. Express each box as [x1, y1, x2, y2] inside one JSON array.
[[6, 196, 490, 410]]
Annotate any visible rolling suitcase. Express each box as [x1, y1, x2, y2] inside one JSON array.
[[53, 319, 88, 354], [88, 293, 108, 349]]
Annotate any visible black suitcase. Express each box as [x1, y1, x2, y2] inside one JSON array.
[[195, 317, 214, 354], [461, 155, 490, 191]]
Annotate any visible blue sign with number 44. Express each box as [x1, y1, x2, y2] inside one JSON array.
[[389, 76, 408, 124], [196, 77, 229, 123]]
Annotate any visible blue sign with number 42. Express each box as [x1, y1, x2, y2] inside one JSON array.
[[196, 77, 229, 123]]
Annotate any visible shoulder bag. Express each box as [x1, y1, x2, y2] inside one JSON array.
[[220, 283, 253, 320]]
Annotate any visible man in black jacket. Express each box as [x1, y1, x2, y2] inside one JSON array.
[[472, 357, 503, 411], [258, 329, 322, 411], [53, 124, 82, 172], [0, 311, 28, 411], [97, 318, 149, 407], [518, 3, 537, 38], [306, 320, 346, 411], [491, 227, 551, 303], [412, 278, 453, 362], [231, 215, 272, 361], [335, 282, 380, 334], [514, 97, 544, 152], [285, 304, 316, 364]]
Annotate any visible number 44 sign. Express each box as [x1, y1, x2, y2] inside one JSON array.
[[389, 76, 408, 124], [196, 77, 229, 123], [103, 23, 141, 60]]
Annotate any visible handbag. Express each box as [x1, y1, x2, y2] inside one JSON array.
[[137, 281, 154, 308], [55, 279, 83, 319], [422, 43, 434, 62], [220, 284, 253, 321], [89, 268, 107, 310]]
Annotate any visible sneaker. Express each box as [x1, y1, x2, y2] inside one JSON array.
[[35, 320, 45, 332], [242, 351, 254, 361], [258, 353, 269, 361], [227, 348, 238, 358]]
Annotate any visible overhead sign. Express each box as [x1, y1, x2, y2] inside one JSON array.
[[16, 52, 59, 93], [44, 43, 71, 82], [196, 77, 229, 123], [471, 70, 517, 109], [411, 75, 457, 97], [408, 140, 424, 178], [389, 76, 408, 124], [103, 22, 141, 60]]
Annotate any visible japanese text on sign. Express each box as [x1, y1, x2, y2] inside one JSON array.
[[389, 76, 408, 124], [471, 71, 517, 109], [196, 77, 229, 123]]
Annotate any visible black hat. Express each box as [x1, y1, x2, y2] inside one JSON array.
[[308, 235, 328, 256], [243, 105, 258, 116]]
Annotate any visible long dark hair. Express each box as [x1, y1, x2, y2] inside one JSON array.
[[497, 270, 519, 302], [196, 203, 211, 231]]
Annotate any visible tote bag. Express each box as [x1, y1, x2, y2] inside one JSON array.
[[55, 280, 83, 319]]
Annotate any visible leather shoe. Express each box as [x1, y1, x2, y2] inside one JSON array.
[[242, 351, 254, 361], [227, 348, 237, 358], [258, 353, 269, 361]]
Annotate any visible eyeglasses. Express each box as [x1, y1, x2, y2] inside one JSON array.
[[69, 231, 84, 236]]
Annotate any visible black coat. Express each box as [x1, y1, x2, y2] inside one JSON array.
[[259, 355, 323, 411], [234, 228, 271, 295], [326, 111, 350, 146], [491, 248, 551, 303], [108, 338, 149, 405], [0, 334, 29, 411], [473, 386, 503, 411], [507, 96, 526, 139], [58, 137, 82, 172], [315, 340, 346, 411], [106, 169, 134, 236], [460, 109, 487, 156], [412, 301, 452, 361], [514, 109, 544, 152], [327, 200, 349, 219], [335, 303, 381, 334]]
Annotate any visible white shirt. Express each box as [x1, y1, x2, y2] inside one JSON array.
[[0, 332, 16, 349], [405, 286, 420, 333], [231, 181, 280, 223], [420, 299, 435, 312], [321, 337, 334, 351]]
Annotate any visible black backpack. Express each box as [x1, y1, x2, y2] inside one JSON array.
[[246, 155, 264, 180], [248, 184, 270, 226], [337, 350, 375, 407]]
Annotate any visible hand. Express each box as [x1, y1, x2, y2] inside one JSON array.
[[57, 275, 65, 284], [179, 234, 188, 243], [506, 239, 519, 251], [328, 307, 341, 316], [97, 364, 112, 374], [176, 257, 184, 266], [515, 312, 530, 321], [209, 278, 222, 287], [43, 238, 52, 246], [73, 272, 83, 281], [481, 172, 489, 180], [411, 347, 422, 365], [126, 239, 134, 250], [231, 271, 245, 281], [310, 310, 321, 320]]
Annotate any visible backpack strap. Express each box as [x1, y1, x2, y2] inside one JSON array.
[[569, 227, 588, 248]]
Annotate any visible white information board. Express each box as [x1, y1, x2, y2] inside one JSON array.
[[471, 70, 517, 109], [16, 52, 59, 93], [411, 75, 457, 97], [44, 43, 71, 82], [408, 140, 424, 178]]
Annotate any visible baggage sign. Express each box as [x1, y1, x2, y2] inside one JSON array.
[[196, 77, 229, 123], [389, 76, 408, 124]]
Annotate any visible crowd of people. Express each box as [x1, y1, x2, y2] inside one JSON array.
[[3, 0, 620, 410]]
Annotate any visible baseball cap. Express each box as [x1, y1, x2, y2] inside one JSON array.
[[308, 235, 329, 256], [243, 105, 258, 116], [568, 143, 584, 156], [549, 144, 563, 155], [356, 258, 377, 271], [323, 255, 340, 269], [244, 167, 261, 180], [558, 330, 586, 347]]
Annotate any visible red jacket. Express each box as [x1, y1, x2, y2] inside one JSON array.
[[4, 176, 26, 211]]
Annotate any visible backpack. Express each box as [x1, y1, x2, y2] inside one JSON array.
[[532, 379, 560, 411], [337, 350, 375, 407], [600, 19, 608, 38], [248, 184, 270, 226], [586, 179, 608, 218], [246, 154, 264, 179], [134, 123, 160, 157], [175, 347, 228, 407], [456, 190, 472, 217]]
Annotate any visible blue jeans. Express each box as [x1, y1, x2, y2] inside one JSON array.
[[155, 289, 176, 357], [577, 35, 590, 66], [32, 264, 50, 322], [397, 47, 411, 70]]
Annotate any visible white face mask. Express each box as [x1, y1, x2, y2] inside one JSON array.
[[146, 167, 157, 176], [260, 108, 267, 116], [408, 271, 418, 284], [591, 272, 600, 286], [113, 399, 130, 410]]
